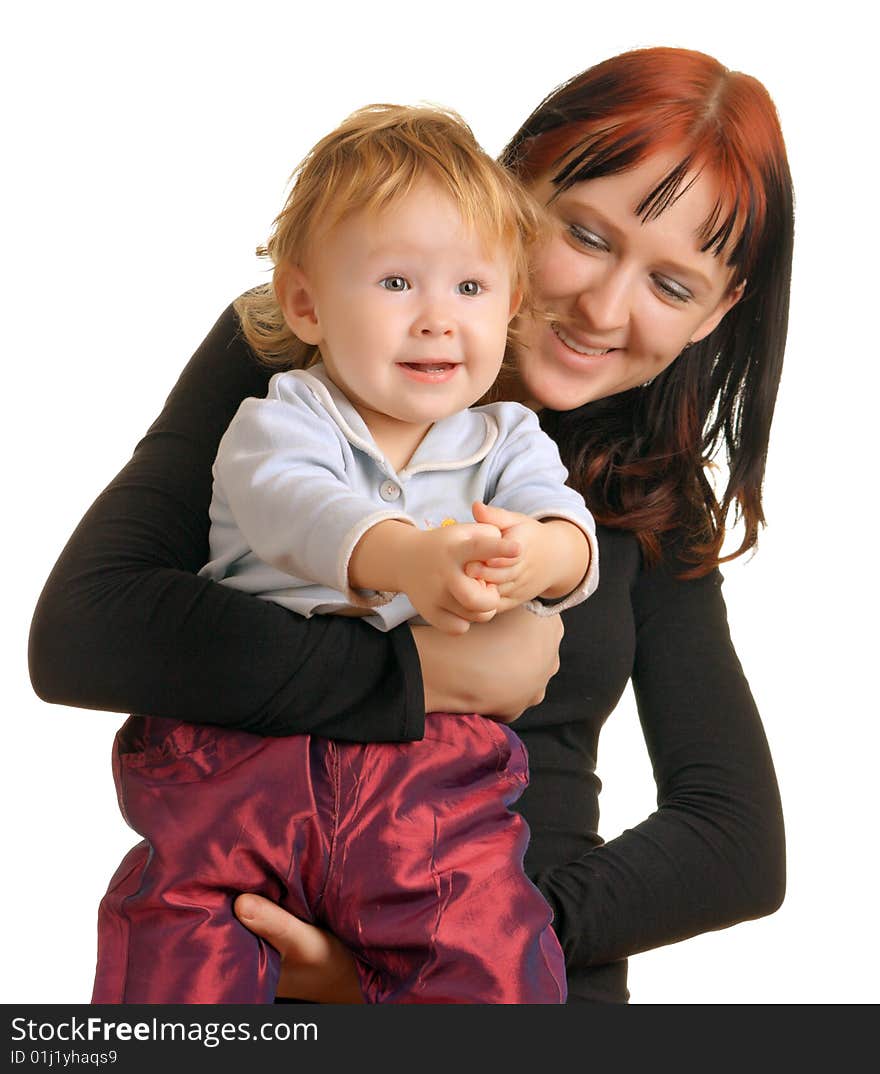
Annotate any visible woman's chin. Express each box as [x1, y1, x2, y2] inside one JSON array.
[[517, 350, 611, 411]]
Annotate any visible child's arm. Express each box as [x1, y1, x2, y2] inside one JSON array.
[[348, 520, 518, 635], [28, 305, 425, 741], [214, 372, 517, 633], [211, 374, 414, 610]]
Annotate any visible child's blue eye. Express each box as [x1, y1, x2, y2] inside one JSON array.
[[380, 276, 410, 291], [458, 280, 482, 296]]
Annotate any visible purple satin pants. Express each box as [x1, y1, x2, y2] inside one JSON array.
[[92, 713, 566, 1004]]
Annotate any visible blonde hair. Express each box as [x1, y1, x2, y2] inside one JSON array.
[[235, 103, 543, 368]]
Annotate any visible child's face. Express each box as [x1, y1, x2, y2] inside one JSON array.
[[286, 180, 520, 430]]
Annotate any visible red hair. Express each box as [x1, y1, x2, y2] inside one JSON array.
[[502, 48, 794, 572]]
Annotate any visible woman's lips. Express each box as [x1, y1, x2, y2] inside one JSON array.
[[551, 323, 617, 357]]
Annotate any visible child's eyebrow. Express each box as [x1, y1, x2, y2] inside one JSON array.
[[362, 241, 507, 270]]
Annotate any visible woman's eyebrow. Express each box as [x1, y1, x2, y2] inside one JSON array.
[[562, 201, 626, 241], [653, 258, 715, 293]]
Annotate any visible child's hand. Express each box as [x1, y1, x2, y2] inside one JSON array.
[[399, 522, 520, 635], [466, 502, 590, 611], [465, 503, 553, 611]]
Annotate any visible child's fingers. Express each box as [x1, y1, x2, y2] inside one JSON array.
[[465, 559, 516, 578], [437, 599, 496, 628], [464, 555, 521, 575], [466, 563, 520, 585], [448, 574, 501, 615], [460, 582, 502, 614], [471, 501, 530, 531], [468, 608, 499, 623], [463, 534, 521, 563], [483, 555, 521, 568], [495, 579, 535, 601], [426, 608, 473, 635]]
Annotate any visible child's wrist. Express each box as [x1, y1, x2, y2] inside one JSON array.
[[392, 526, 429, 594], [349, 520, 419, 592], [537, 519, 590, 599]]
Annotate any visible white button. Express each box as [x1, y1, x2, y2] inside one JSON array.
[[379, 480, 401, 502]]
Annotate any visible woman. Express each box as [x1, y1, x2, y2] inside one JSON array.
[[29, 46, 791, 1004]]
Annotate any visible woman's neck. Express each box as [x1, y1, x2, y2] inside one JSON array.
[[494, 366, 542, 412]]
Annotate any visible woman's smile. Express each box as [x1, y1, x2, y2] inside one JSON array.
[[512, 152, 743, 411], [550, 322, 618, 359]]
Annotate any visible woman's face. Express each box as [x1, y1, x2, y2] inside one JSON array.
[[513, 150, 744, 411]]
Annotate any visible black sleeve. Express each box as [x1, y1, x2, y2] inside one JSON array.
[[28, 303, 425, 742], [531, 552, 785, 967]]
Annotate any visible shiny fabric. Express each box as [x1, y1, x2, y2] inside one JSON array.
[[93, 713, 566, 1004]]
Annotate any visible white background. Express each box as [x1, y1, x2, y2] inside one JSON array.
[[3, 0, 877, 1004]]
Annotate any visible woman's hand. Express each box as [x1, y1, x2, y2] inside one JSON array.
[[234, 895, 364, 1004], [411, 604, 563, 723]]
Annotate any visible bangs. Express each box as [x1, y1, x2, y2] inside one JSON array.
[[542, 120, 765, 285], [275, 104, 541, 293], [321, 150, 525, 264], [504, 51, 789, 289], [496, 47, 794, 573]]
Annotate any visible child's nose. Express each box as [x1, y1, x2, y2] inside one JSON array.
[[412, 300, 454, 336]]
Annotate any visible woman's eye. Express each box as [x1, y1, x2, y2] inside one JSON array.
[[568, 225, 608, 252], [458, 280, 482, 296], [653, 276, 692, 304], [380, 276, 410, 292]]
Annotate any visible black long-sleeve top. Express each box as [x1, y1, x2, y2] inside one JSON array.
[[28, 303, 785, 1003]]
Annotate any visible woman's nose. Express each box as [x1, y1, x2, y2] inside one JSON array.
[[576, 266, 630, 334]]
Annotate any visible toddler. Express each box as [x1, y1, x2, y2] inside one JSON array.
[[93, 105, 598, 1005]]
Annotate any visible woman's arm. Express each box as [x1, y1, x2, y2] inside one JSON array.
[[530, 551, 785, 969], [231, 607, 565, 1002], [27, 303, 423, 740], [28, 304, 562, 736], [235, 549, 782, 998], [412, 606, 562, 714]]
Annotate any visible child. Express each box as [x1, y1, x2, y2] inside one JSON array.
[[92, 105, 598, 1005]]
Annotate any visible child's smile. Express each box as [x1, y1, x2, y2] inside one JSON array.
[[279, 178, 520, 460]]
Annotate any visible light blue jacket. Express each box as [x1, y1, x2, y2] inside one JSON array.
[[199, 364, 598, 631]]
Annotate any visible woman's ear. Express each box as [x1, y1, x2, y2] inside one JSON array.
[[689, 280, 747, 345], [275, 265, 322, 346]]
